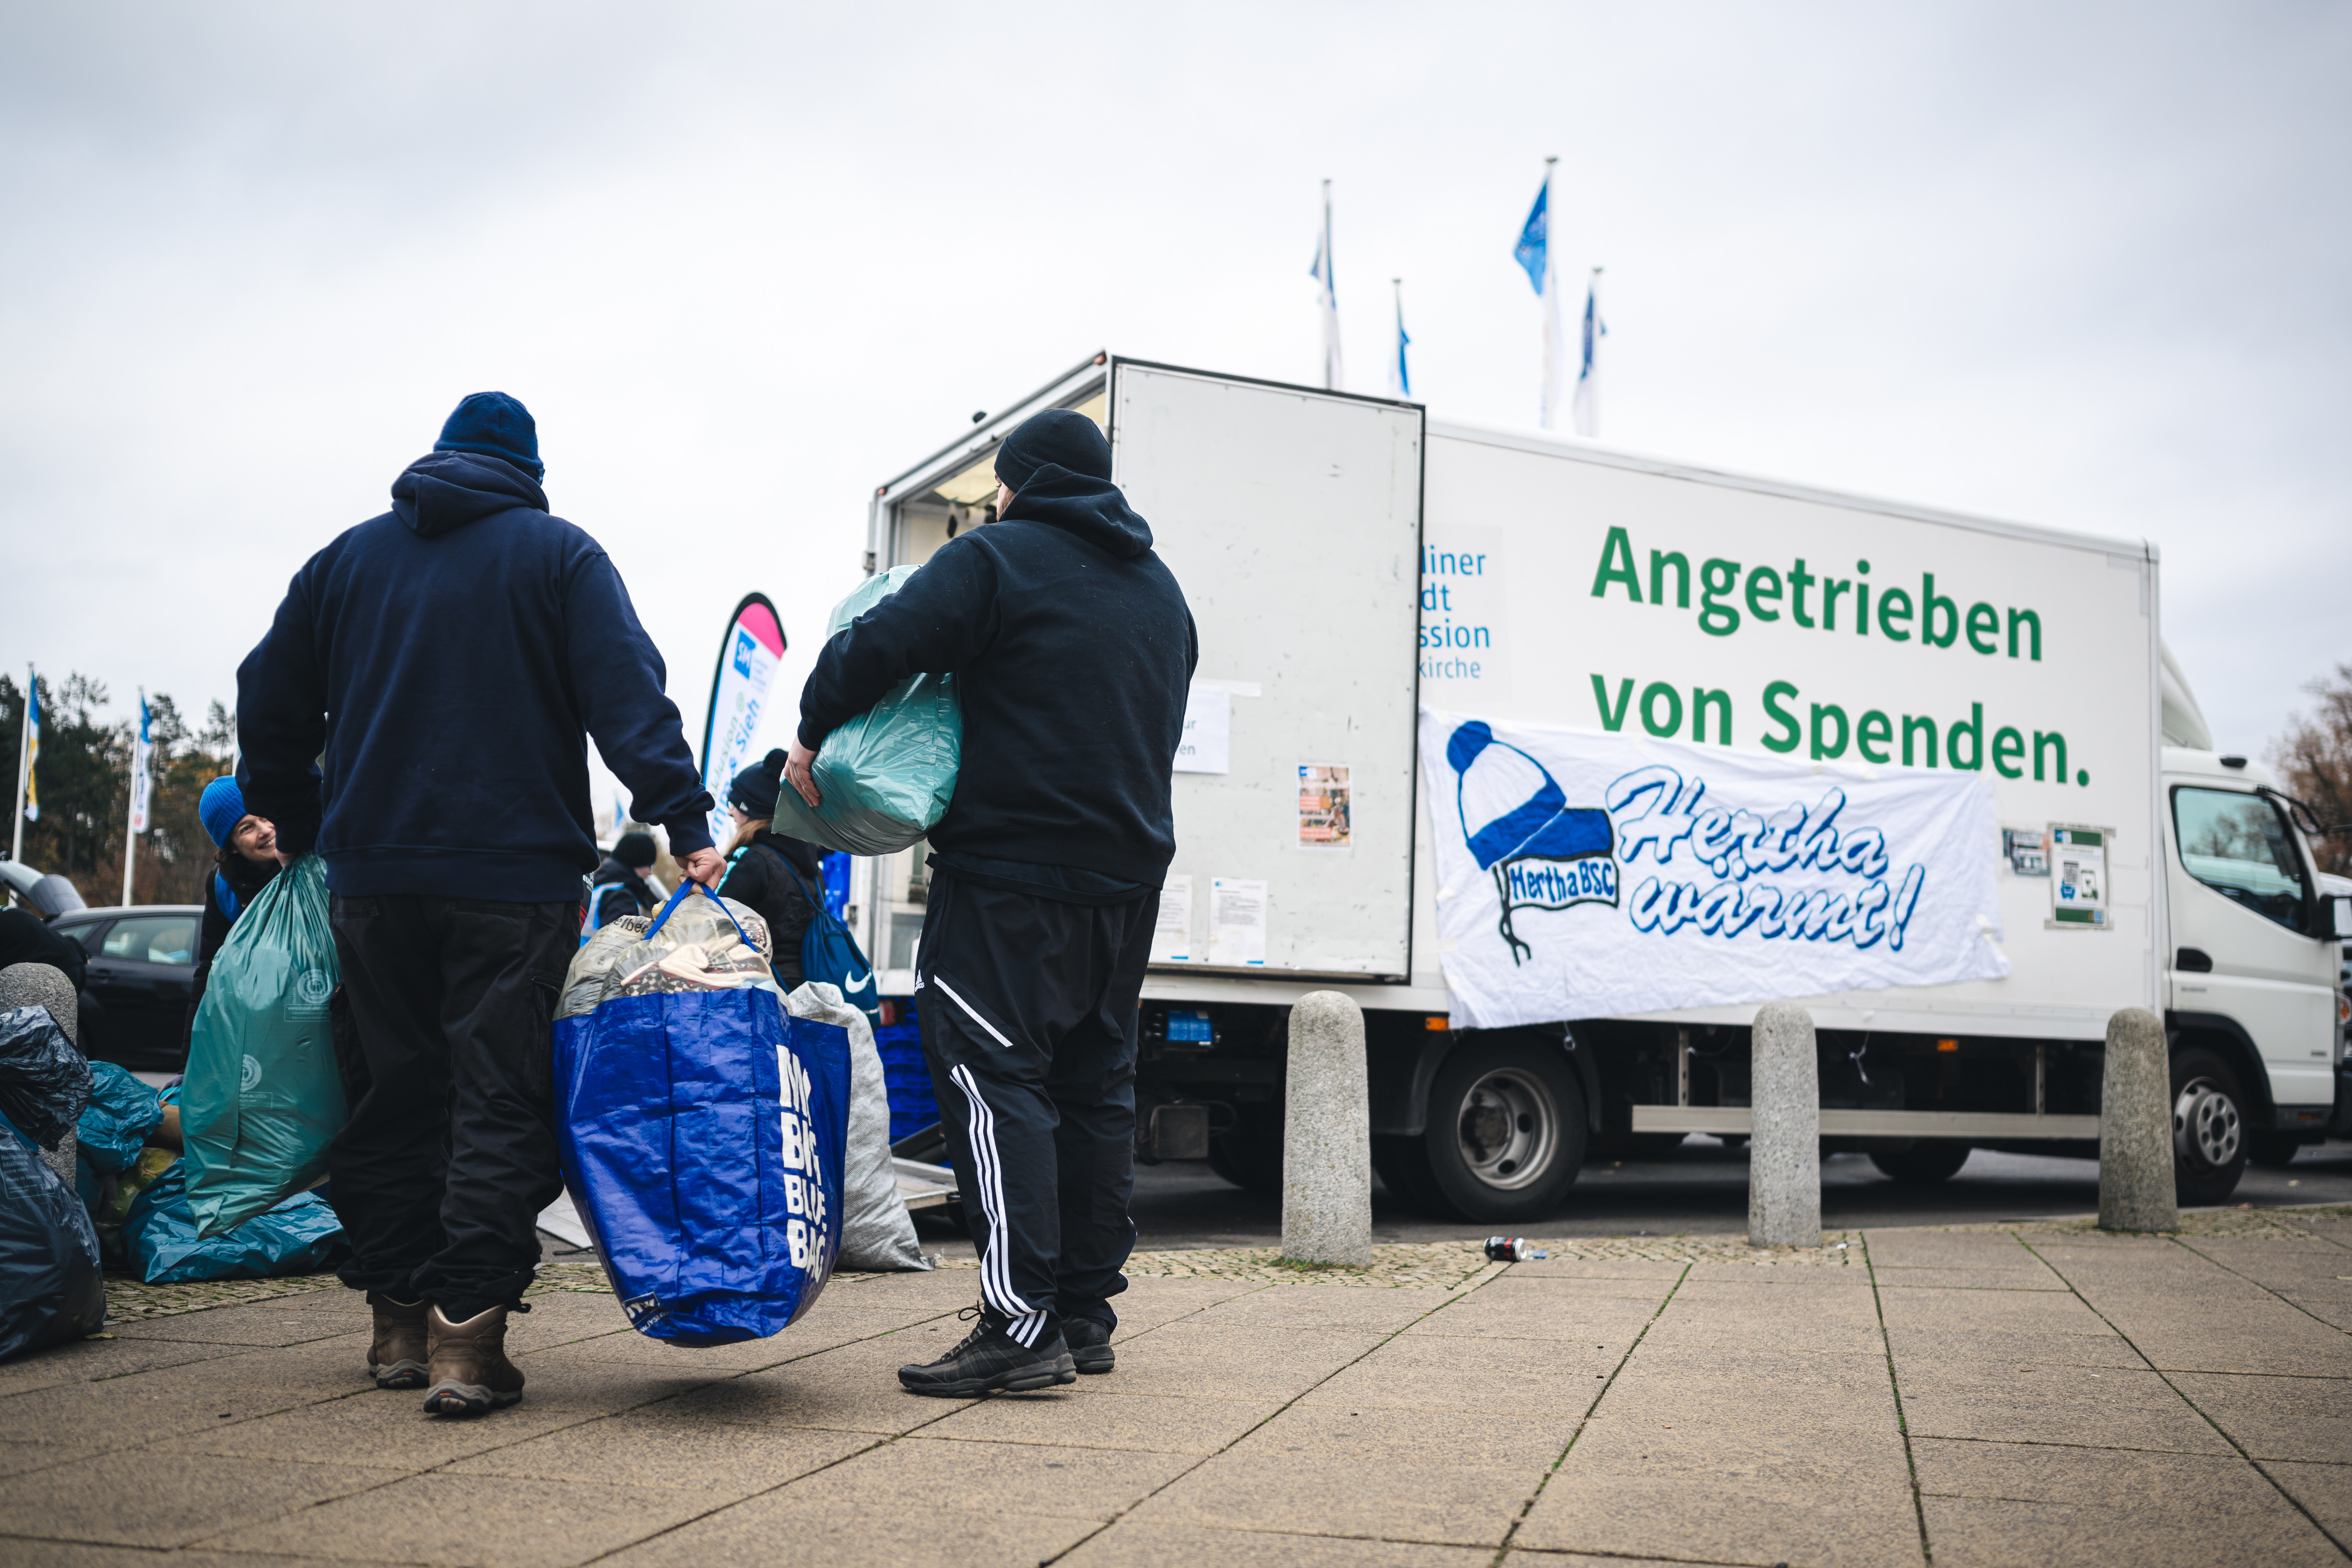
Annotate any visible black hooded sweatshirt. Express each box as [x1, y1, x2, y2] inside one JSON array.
[[798, 423, 1196, 888], [237, 450, 714, 901]]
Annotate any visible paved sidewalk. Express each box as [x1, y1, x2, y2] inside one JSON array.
[[2, 1213, 2348, 1567]]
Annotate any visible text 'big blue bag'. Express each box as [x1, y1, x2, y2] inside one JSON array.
[[555, 881, 850, 1346]]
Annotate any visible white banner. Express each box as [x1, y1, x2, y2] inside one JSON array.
[[1421, 711, 2008, 1029]]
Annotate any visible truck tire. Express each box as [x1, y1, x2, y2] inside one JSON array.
[[1867, 1141, 1973, 1186], [1421, 1037, 1586, 1223], [2171, 1047, 2249, 1206], [1205, 1108, 1283, 1198]]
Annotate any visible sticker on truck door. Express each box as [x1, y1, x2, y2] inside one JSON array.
[[2047, 825, 2112, 929]]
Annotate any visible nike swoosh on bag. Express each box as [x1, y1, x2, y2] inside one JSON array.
[[843, 968, 871, 991]]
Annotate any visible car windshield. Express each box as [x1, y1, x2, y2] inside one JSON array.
[[100, 914, 198, 967], [2174, 787, 2311, 934]]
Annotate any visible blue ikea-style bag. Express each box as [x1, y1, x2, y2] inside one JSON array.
[[555, 881, 850, 1346]]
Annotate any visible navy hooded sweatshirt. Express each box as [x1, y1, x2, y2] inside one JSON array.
[[236, 450, 714, 901], [798, 430, 1197, 888]]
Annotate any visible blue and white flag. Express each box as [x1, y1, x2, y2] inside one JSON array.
[[1309, 180, 1341, 391], [1572, 270, 1606, 439], [127, 691, 153, 834], [1515, 163, 1564, 429], [1391, 279, 1412, 399], [18, 666, 38, 826]]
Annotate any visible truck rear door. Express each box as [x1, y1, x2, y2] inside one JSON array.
[[1110, 360, 1424, 981]]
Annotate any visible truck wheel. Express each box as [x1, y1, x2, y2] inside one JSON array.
[[2171, 1048, 2249, 1206], [1205, 1109, 1283, 1197], [1421, 1038, 1586, 1223], [1867, 1141, 1973, 1186]]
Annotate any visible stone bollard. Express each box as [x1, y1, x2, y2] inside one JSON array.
[[1282, 991, 1372, 1267], [1748, 1001, 1822, 1248], [2099, 1007, 2177, 1232]]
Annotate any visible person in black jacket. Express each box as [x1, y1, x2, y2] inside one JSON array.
[[182, 774, 283, 1048], [789, 407, 1195, 1396], [582, 831, 662, 938], [714, 751, 823, 989], [0, 907, 86, 994], [236, 391, 721, 1419]]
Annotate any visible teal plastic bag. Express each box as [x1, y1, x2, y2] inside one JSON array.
[[124, 1162, 348, 1284], [769, 566, 961, 856], [183, 855, 348, 1237]]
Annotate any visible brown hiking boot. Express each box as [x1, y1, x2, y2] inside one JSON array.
[[421, 1303, 526, 1416], [365, 1293, 429, 1390]]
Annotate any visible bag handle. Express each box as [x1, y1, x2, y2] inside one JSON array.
[[641, 877, 756, 952]]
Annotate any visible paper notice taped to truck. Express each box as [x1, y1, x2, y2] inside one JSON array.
[[1421, 711, 2009, 1028]]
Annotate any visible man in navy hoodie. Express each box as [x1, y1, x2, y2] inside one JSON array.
[[238, 393, 719, 1418], [790, 408, 1195, 1396]]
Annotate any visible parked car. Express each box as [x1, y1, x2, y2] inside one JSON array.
[[49, 904, 202, 1074]]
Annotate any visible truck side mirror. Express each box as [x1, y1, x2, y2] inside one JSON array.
[[2322, 895, 2352, 941]]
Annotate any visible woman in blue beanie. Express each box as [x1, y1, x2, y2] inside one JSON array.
[[182, 776, 283, 1050]]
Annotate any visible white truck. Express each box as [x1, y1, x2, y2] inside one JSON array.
[[849, 353, 2350, 1219]]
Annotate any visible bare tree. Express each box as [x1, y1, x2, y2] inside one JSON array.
[[2270, 662, 2352, 877]]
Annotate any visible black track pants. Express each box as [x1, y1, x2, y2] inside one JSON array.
[[325, 894, 575, 1319], [916, 875, 1156, 1348]]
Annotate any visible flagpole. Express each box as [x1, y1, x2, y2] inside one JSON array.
[[1541, 155, 1561, 430], [1321, 179, 1341, 392], [10, 664, 30, 872], [121, 688, 143, 907]]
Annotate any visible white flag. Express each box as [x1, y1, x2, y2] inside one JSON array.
[[1309, 180, 1342, 391], [1571, 270, 1606, 439]]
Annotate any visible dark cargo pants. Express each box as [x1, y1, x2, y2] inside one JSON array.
[[916, 874, 1155, 1349], [325, 894, 575, 1320]]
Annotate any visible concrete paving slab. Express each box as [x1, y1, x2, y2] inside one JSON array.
[[1583, 1364, 1899, 1439], [1185, 1284, 1459, 1333], [771, 1433, 1191, 1521], [440, 1411, 876, 1494], [109, 1298, 371, 1347], [1085, 1323, 1385, 1400], [1398, 1285, 1663, 1343], [206, 1470, 733, 1567], [1862, 1231, 2052, 1270], [1058, 1519, 1495, 1565], [1103, 1281, 1274, 1339], [0, 1349, 355, 1452], [1876, 1285, 2114, 1335], [1297, 1332, 1618, 1415], [637, 1334, 975, 1435], [2167, 1371, 2352, 1461], [0, 1437, 105, 1479], [0, 1333, 252, 1395], [0, 1545, 352, 1568], [1239, 1400, 1573, 1469], [2263, 1459, 2352, 1539], [2060, 1292, 2352, 1376], [1913, 1435, 2304, 1514], [1918, 1493, 2343, 1567], [1893, 1363, 2233, 1453], [1498, 1256, 1690, 1281], [1678, 1257, 1873, 1284], [1870, 1268, 2072, 1290], [1129, 1442, 1536, 1547], [1516, 1466, 1923, 1566], [0, 1450, 403, 1549], [920, 1388, 1282, 1454], [1882, 1325, 2146, 1371], [520, 1307, 946, 1373], [594, 1490, 1098, 1568], [151, 1375, 661, 1470]]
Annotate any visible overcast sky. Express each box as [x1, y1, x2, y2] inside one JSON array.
[[3, 2, 2345, 804]]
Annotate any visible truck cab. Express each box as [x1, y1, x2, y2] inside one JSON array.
[[2160, 748, 2349, 1192]]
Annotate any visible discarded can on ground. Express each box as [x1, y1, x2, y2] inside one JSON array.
[[1484, 1236, 1548, 1262]]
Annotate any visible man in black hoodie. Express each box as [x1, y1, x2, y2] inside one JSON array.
[[791, 407, 1195, 1395], [238, 392, 719, 1418]]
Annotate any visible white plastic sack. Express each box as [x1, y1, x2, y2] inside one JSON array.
[[787, 981, 930, 1272]]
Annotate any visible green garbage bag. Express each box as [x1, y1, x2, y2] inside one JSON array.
[[769, 566, 962, 856], [182, 855, 347, 1237]]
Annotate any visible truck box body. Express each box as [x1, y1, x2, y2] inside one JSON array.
[[851, 355, 2346, 1216]]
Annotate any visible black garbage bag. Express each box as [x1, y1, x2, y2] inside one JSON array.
[[0, 1124, 106, 1360], [0, 1007, 92, 1149]]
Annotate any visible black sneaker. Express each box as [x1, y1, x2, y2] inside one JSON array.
[[898, 1306, 1077, 1398], [1063, 1316, 1115, 1375]]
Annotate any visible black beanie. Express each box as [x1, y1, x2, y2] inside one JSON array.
[[612, 831, 657, 869], [994, 408, 1112, 493], [729, 749, 787, 818]]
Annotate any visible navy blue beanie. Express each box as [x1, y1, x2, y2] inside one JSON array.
[[994, 408, 1111, 493], [435, 392, 543, 480]]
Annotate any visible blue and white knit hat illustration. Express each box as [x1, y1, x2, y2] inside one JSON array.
[[1446, 721, 1615, 961]]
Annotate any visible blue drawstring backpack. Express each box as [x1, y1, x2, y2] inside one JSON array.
[[555, 881, 850, 1345], [776, 858, 879, 1029]]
